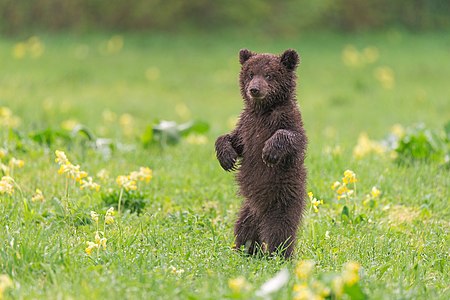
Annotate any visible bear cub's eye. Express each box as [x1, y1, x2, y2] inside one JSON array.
[[265, 74, 272, 80], [249, 72, 254, 79]]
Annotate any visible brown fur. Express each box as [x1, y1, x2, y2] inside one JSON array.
[[215, 49, 308, 258]]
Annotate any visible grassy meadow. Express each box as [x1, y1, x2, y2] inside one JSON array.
[[0, 30, 449, 299]]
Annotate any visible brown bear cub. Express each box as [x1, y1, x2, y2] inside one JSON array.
[[215, 49, 307, 258]]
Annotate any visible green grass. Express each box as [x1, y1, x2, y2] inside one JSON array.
[[0, 30, 449, 299]]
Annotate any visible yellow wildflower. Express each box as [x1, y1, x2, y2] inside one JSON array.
[[311, 198, 324, 213], [96, 169, 109, 181], [99, 238, 107, 250], [374, 66, 395, 89], [293, 283, 315, 300], [90, 211, 99, 223], [75, 170, 88, 183], [342, 261, 361, 286], [228, 276, 249, 294], [343, 170, 357, 184], [295, 260, 315, 280], [85, 241, 98, 256], [169, 266, 185, 275], [116, 175, 137, 191], [80, 177, 100, 192], [8, 158, 24, 168], [371, 186, 381, 198], [0, 176, 14, 195], [55, 150, 69, 165], [31, 189, 45, 202], [331, 181, 341, 190], [105, 207, 115, 225], [129, 167, 153, 183], [95, 231, 101, 244], [336, 185, 349, 196], [308, 192, 314, 199], [57, 163, 81, 179]]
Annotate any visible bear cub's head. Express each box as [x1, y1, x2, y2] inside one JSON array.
[[239, 49, 300, 110]]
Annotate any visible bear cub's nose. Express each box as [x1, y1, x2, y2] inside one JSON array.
[[250, 87, 260, 96]]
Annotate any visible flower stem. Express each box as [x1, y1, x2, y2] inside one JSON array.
[[118, 188, 124, 215]]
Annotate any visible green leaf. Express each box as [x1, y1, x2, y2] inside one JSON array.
[[341, 205, 350, 224], [141, 125, 154, 146], [343, 283, 366, 300]]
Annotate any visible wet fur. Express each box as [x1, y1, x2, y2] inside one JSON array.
[[215, 49, 307, 258]]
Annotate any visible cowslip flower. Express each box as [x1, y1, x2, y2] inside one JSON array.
[[105, 207, 115, 225], [370, 186, 381, 198], [74, 170, 88, 183], [293, 283, 315, 300], [8, 158, 24, 168], [116, 175, 137, 191], [90, 211, 99, 223], [55, 150, 69, 165], [331, 181, 341, 190], [129, 167, 153, 183], [80, 177, 100, 192], [308, 192, 324, 213], [343, 170, 357, 184], [0, 176, 14, 195], [342, 261, 361, 286], [228, 276, 250, 294], [295, 260, 315, 280], [31, 188, 45, 202], [96, 169, 109, 182], [85, 241, 99, 256]]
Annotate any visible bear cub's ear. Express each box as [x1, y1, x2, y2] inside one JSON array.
[[239, 49, 254, 65], [281, 49, 300, 71]]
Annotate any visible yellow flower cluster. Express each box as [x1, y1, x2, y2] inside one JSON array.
[[342, 45, 379, 68], [228, 276, 250, 295], [293, 260, 362, 300], [12, 36, 45, 59], [116, 167, 153, 191], [331, 170, 357, 200], [0, 153, 25, 177], [293, 260, 330, 300], [0, 176, 14, 195], [353, 132, 387, 159], [332, 262, 361, 298], [31, 189, 45, 202], [85, 208, 114, 256], [55, 150, 100, 192], [85, 232, 107, 256], [0, 107, 21, 128], [308, 192, 324, 213]]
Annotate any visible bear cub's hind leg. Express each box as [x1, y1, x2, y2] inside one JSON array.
[[234, 203, 261, 255]]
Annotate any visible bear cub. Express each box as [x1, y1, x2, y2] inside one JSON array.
[[215, 48, 307, 258]]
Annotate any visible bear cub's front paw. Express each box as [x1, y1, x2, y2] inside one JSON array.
[[218, 148, 238, 171], [262, 144, 282, 167]]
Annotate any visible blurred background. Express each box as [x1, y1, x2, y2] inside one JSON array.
[[1, 0, 450, 34]]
